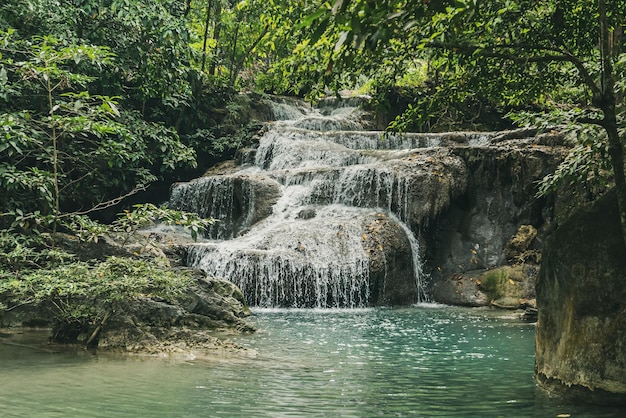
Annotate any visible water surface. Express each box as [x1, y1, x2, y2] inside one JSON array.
[[1, 306, 622, 417]]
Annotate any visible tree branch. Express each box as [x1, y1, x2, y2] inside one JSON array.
[[577, 116, 606, 126], [427, 41, 602, 98], [60, 184, 149, 217]]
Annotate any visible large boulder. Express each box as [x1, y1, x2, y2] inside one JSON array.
[[362, 213, 420, 305], [430, 271, 489, 307], [430, 264, 538, 308], [478, 264, 538, 308], [97, 270, 255, 353], [535, 190, 626, 404]]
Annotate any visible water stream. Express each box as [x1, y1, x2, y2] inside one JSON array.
[[1, 306, 622, 417]]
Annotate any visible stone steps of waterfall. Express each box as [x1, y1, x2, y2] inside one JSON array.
[[266, 126, 494, 150]]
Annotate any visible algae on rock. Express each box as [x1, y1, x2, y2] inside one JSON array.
[[535, 190, 626, 404]]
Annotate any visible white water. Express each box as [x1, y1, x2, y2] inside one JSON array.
[[186, 205, 373, 308], [171, 99, 484, 307]]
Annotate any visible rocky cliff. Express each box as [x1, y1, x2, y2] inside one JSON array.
[[534, 190, 626, 404], [427, 131, 567, 308]]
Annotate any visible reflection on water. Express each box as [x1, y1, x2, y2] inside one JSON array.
[[0, 306, 623, 417]]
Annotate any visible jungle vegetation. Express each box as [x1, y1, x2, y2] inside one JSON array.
[[0, 0, 624, 344]]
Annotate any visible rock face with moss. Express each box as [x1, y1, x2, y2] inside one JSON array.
[[424, 130, 567, 309], [535, 191, 626, 403], [426, 131, 565, 280], [97, 271, 255, 354], [430, 225, 540, 308]]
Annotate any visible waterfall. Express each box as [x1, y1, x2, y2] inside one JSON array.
[[396, 217, 428, 302], [170, 98, 476, 308], [186, 206, 373, 308]]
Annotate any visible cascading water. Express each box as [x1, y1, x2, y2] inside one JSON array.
[[170, 97, 492, 308]]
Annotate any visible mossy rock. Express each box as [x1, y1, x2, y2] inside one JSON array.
[[505, 225, 541, 264], [491, 296, 522, 309], [535, 189, 626, 403], [430, 271, 490, 307], [478, 265, 537, 303]]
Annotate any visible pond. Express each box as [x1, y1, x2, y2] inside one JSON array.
[[0, 305, 622, 417]]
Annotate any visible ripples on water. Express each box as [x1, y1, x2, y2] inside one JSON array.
[[0, 305, 622, 417]]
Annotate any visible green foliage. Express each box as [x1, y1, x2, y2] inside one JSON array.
[[112, 203, 215, 245], [0, 204, 213, 271], [0, 229, 74, 272], [0, 29, 196, 220], [0, 0, 297, 348], [0, 256, 192, 344], [302, 0, 626, 212], [303, 1, 622, 115], [186, 0, 318, 92], [509, 105, 617, 203], [0, 203, 212, 346]]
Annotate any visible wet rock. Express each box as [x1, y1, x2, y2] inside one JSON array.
[[169, 173, 282, 239], [389, 148, 469, 229], [521, 306, 538, 322], [490, 297, 522, 309], [363, 213, 420, 305], [431, 264, 538, 309], [430, 271, 489, 307], [521, 298, 537, 309], [427, 140, 566, 278], [183, 275, 252, 321], [535, 190, 626, 404], [186, 207, 421, 308], [296, 208, 316, 219]]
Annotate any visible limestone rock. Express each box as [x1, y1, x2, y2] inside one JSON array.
[[430, 271, 489, 307], [392, 148, 469, 230], [362, 213, 419, 305], [98, 270, 255, 352], [186, 207, 421, 308], [427, 140, 566, 277], [535, 190, 626, 404], [490, 297, 522, 309], [169, 173, 281, 239]]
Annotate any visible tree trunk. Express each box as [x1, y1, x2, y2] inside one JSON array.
[[200, 0, 214, 73], [598, 0, 626, 246], [603, 108, 626, 247], [229, 24, 270, 87], [209, 3, 223, 77], [228, 25, 240, 86], [85, 309, 113, 349]]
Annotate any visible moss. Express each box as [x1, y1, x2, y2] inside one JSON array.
[[478, 266, 525, 301]]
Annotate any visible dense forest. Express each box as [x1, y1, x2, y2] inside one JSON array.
[[0, 1, 624, 345]]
